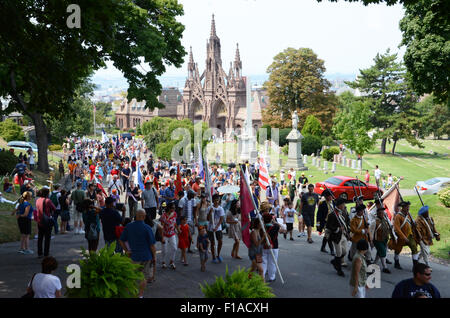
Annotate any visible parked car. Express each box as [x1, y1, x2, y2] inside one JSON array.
[[121, 133, 133, 140], [415, 177, 450, 195], [7, 141, 38, 153], [314, 176, 382, 201]]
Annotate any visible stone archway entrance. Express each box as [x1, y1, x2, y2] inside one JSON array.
[[211, 100, 227, 138], [192, 99, 203, 124]]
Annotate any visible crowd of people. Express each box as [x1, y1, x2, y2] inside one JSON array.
[[5, 135, 442, 298]]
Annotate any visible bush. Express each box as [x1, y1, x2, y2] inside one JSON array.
[[302, 134, 322, 156], [322, 136, 334, 147], [0, 151, 19, 175], [301, 115, 322, 137], [65, 243, 144, 298], [0, 119, 25, 142], [437, 187, 450, 208], [282, 144, 289, 155], [200, 266, 275, 298], [322, 146, 340, 161], [48, 144, 63, 151], [278, 128, 291, 147]]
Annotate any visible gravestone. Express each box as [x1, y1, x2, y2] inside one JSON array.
[[332, 162, 336, 173]]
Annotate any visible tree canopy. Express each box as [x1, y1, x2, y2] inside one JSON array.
[[263, 48, 337, 133], [0, 0, 186, 171], [318, 0, 450, 105]]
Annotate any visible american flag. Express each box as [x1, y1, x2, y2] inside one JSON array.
[[258, 156, 270, 191]]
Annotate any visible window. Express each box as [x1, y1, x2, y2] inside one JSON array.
[[164, 95, 168, 102], [425, 178, 440, 185], [325, 177, 343, 186]]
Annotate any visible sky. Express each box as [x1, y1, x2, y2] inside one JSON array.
[[93, 0, 406, 82]]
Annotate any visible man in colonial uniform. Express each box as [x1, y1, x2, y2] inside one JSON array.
[[317, 189, 335, 255], [415, 206, 440, 267], [326, 197, 350, 277], [389, 201, 420, 270], [349, 204, 371, 263], [373, 207, 392, 273]]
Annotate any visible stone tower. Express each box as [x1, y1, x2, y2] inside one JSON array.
[[182, 14, 247, 136]]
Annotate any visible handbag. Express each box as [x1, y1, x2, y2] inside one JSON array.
[[87, 222, 98, 240], [21, 273, 37, 298], [40, 199, 54, 229]]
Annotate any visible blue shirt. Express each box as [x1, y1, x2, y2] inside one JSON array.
[[391, 278, 440, 298], [18, 201, 33, 219], [163, 186, 175, 203], [120, 220, 155, 262]]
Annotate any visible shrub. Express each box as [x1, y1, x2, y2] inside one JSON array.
[[322, 136, 334, 146], [322, 146, 340, 161], [0, 151, 19, 175], [302, 134, 322, 156], [0, 119, 25, 142], [200, 266, 275, 298], [282, 144, 289, 155], [437, 187, 450, 208], [65, 242, 144, 298], [278, 128, 291, 147], [48, 144, 63, 151], [301, 115, 322, 137]]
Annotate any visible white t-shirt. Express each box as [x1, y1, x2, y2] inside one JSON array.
[[29, 273, 62, 298], [374, 169, 381, 180], [284, 208, 296, 224], [208, 206, 225, 232]]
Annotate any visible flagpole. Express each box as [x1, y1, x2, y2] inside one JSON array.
[[240, 165, 285, 284]]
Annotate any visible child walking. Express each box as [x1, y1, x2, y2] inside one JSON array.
[[178, 216, 191, 266], [197, 226, 210, 272], [284, 200, 296, 241]]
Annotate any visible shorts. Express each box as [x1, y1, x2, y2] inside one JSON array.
[[136, 260, 153, 280], [199, 251, 208, 262], [73, 210, 83, 223], [60, 210, 70, 222], [303, 211, 315, 227], [188, 221, 195, 236], [286, 223, 293, 231], [207, 230, 223, 242], [18, 217, 32, 235]]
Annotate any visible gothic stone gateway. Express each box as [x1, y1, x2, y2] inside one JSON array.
[[115, 15, 267, 136]]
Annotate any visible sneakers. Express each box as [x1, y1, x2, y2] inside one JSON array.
[[307, 238, 313, 244], [217, 256, 223, 263], [301, 232, 307, 237], [161, 263, 167, 269], [290, 238, 294, 241], [382, 268, 391, 274], [79, 230, 85, 235], [386, 259, 392, 265], [212, 258, 219, 264], [23, 250, 34, 255], [18, 249, 25, 254], [170, 263, 176, 270], [283, 233, 287, 239], [341, 262, 348, 268], [320, 248, 328, 253], [337, 270, 345, 277]]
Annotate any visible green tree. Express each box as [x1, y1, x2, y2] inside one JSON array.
[[264, 48, 337, 129], [318, 0, 450, 105], [46, 79, 94, 143], [0, 0, 185, 172], [301, 115, 323, 137], [333, 100, 377, 157], [415, 95, 450, 139], [94, 102, 114, 129], [346, 50, 421, 154], [0, 118, 25, 142]]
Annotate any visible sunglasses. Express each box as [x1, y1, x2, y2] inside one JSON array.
[[422, 272, 432, 276]]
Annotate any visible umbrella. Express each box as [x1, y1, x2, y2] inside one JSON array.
[[217, 185, 240, 194]]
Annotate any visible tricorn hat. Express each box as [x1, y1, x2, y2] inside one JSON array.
[[335, 197, 346, 207], [398, 201, 411, 207], [355, 204, 366, 212], [322, 189, 333, 197]]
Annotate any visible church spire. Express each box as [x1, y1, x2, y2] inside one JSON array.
[[188, 46, 195, 80], [210, 14, 217, 38], [189, 46, 194, 64], [234, 43, 242, 78]]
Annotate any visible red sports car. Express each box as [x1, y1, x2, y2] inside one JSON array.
[[314, 176, 382, 201]]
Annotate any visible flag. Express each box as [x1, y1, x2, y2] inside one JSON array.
[[204, 156, 213, 202], [137, 166, 144, 190], [175, 165, 183, 198], [93, 175, 107, 196], [197, 144, 205, 180], [383, 185, 401, 220], [240, 167, 253, 248], [258, 157, 270, 191], [101, 129, 109, 143]]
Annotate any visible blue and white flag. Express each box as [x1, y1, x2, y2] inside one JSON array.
[[197, 143, 205, 180], [137, 166, 144, 190], [101, 129, 109, 143]]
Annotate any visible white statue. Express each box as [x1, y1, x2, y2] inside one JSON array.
[[292, 110, 299, 130]]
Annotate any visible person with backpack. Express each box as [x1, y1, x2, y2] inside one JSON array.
[[82, 199, 101, 252], [100, 197, 124, 253], [49, 185, 61, 235], [71, 181, 86, 234], [35, 187, 56, 258], [13, 159, 30, 186], [108, 174, 123, 196], [58, 190, 71, 235]]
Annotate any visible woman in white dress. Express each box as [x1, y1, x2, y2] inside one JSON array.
[[226, 199, 242, 259]]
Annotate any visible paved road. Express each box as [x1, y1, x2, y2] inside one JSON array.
[[0, 223, 448, 298]]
